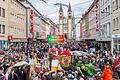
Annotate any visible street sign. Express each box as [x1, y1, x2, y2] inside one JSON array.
[[8, 35, 13, 41], [47, 35, 64, 43]]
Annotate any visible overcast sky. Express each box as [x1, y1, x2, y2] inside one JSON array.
[[29, 0, 94, 23]]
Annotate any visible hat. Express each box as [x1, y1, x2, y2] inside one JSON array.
[[75, 71, 78, 74], [68, 74, 74, 78], [79, 78, 84, 80], [73, 78, 78, 80], [106, 62, 109, 65]]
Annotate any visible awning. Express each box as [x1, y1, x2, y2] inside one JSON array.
[[112, 34, 120, 39], [96, 37, 111, 41], [12, 38, 27, 42], [81, 38, 96, 40], [81, 34, 98, 40]]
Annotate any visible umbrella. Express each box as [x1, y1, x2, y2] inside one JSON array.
[[0, 50, 4, 54], [13, 61, 29, 67]]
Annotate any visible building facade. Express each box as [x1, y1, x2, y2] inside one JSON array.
[[0, 0, 8, 49], [0, 0, 26, 49], [59, 2, 73, 40], [48, 18, 58, 35], [88, 0, 99, 41], [59, 3, 64, 35], [8, 0, 27, 42], [80, 0, 112, 51], [111, 0, 120, 53], [81, 13, 89, 40], [67, 3, 73, 40], [20, 0, 46, 40], [98, 0, 111, 49]]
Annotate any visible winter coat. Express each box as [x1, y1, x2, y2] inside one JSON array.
[[113, 58, 118, 72], [101, 67, 112, 80]]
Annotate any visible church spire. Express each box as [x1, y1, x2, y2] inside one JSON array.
[[59, 1, 63, 12], [68, 1, 72, 12]]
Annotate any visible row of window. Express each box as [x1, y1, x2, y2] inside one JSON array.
[[0, 7, 5, 18], [10, 13, 25, 24], [101, 5, 110, 19], [9, 27, 25, 35], [112, 0, 120, 11], [0, 24, 5, 34], [101, 22, 111, 37], [10, 0, 25, 12], [101, 0, 110, 6], [113, 17, 120, 31]]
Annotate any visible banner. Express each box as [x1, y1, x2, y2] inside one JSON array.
[[95, 2, 99, 31], [58, 56, 71, 67], [51, 60, 59, 67], [30, 9, 34, 33], [51, 60, 59, 72], [47, 35, 64, 43]]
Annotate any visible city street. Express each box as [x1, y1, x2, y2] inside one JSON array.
[[0, 0, 120, 80]]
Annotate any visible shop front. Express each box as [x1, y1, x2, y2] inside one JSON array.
[[0, 35, 7, 50], [112, 34, 120, 54], [113, 38, 120, 53], [96, 37, 111, 51]]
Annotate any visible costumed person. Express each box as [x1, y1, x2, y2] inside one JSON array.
[[113, 55, 118, 72], [8, 68, 18, 80], [76, 60, 94, 78], [101, 62, 112, 80], [0, 71, 6, 80]]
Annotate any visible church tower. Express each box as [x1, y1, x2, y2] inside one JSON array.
[[67, 2, 73, 40], [59, 3, 64, 34]]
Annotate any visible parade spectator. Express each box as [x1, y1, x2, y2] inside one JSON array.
[[116, 60, 120, 79], [8, 68, 18, 80], [102, 62, 112, 80], [113, 55, 118, 72]]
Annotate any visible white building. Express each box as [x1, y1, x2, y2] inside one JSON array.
[[111, 0, 120, 53], [75, 24, 80, 41], [98, 0, 112, 50], [99, 0, 111, 39]]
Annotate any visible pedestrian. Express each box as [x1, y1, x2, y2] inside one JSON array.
[[116, 60, 120, 79], [113, 55, 118, 72], [8, 68, 18, 80], [101, 62, 112, 80]]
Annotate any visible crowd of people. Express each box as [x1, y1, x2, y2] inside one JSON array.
[[0, 42, 120, 80]]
